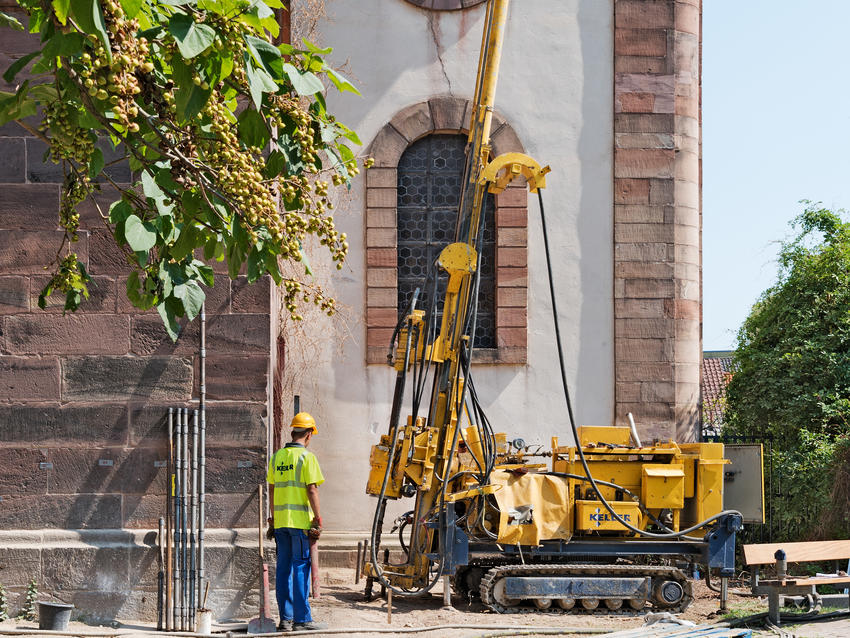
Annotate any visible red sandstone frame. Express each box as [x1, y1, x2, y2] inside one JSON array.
[[365, 97, 528, 366]]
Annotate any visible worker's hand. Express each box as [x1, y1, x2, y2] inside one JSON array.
[[266, 517, 274, 540], [308, 516, 322, 540]]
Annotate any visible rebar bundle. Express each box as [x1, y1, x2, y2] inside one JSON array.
[[160, 304, 207, 632]]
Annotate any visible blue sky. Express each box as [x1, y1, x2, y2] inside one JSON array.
[[703, 1, 850, 350]]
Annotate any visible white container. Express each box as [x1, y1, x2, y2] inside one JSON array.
[[196, 608, 212, 635]]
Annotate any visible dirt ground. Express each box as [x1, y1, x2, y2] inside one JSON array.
[[249, 567, 753, 637], [0, 568, 783, 637]]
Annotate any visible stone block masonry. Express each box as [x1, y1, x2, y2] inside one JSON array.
[[613, 0, 702, 442], [0, 18, 276, 623]]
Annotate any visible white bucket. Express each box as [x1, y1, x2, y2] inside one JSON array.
[[196, 608, 213, 635]]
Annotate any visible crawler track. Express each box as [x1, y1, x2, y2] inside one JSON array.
[[478, 563, 693, 615]]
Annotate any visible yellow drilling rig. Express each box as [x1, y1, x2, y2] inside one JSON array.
[[363, 0, 750, 614]]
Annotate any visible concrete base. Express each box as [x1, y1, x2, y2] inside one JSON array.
[[0, 529, 386, 623]]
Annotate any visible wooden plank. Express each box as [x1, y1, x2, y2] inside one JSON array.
[[758, 576, 850, 587], [742, 540, 850, 565]]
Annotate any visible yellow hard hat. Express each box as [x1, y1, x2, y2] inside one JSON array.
[[290, 412, 317, 434]]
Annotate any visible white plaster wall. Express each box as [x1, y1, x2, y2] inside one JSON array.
[[287, 0, 614, 531]]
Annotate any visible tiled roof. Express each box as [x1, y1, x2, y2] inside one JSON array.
[[702, 352, 734, 433]]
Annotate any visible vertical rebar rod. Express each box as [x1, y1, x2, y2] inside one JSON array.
[[198, 302, 207, 614], [166, 408, 174, 632], [190, 408, 199, 629], [355, 541, 362, 585], [174, 407, 183, 630], [181, 408, 189, 630], [157, 517, 164, 631]]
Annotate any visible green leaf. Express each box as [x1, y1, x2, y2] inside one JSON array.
[[36, 33, 86, 71], [37, 282, 53, 309], [264, 149, 286, 179], [298, 241, 313, 276], [237, 108, 270, 149], [191, 260, 215, 286], [226, 236, 246, 278], [52, 0, 71, 23], [169, 13, 217, 59], [246, 245, 262, 281], [247, 0, 274, 20], [70, 0, 111, 59], [174, 280, 205, 320], [157, 300, 181, 341], [88, 147, 104, 180], [326, 67, 361, 96], [245, 35, 282, 77], [2, 51, 39, 84], [0, 11, 24, 30], [334, 120, 362, 145], [0, 85, 37, 127], [141, 169, 165, 201], [302, 39, 332, 55], [171, 221, 201, 261], [124, 214, 157, 252], [283, 63, 324, 96], [173, 58, 211, 121], [119, 0, 142, 19], [245, 61, 277, 110]]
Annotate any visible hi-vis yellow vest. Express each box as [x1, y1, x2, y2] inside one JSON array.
[[267, 444, 324, 529]]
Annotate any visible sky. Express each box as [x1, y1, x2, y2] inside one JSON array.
[[702, 1, 850, 350]]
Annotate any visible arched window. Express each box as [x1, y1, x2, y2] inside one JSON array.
[[364, 97, 527, 366], [396, 134, 496, 348]]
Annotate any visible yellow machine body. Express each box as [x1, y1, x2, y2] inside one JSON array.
[[366, 424, 730, 550]]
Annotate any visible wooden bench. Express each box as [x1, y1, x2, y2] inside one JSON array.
[[743, 540, 850, 625]]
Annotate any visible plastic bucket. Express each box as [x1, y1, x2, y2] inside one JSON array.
[[196, 608, 212, 634], [38, 601, 74, 631]]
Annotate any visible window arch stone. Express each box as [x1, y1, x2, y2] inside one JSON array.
[[402, 0, 487, 10], [365, 96, 528, 365]]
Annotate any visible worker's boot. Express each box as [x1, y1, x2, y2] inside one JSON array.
[[277, 619, 293, 632], [293, 621, 328, 631]]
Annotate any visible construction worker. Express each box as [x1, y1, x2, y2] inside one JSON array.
[[267, 412, 326, 632]]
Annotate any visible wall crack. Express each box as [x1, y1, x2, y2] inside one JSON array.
[[428, 13, 453, 95]]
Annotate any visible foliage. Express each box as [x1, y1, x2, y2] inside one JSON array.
[[0, 582, 8, 621], [0, 0, 369, 339], [18, 579, 36, 622], [769, 430, 850, 540], [725, 203, 850, 541], [725, 203, 850, 445]]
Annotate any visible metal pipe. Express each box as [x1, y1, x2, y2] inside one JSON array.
[[182, 408, 190, 630], [166, 408, 174, 632], [174, 407, 183, 631], [190, 408, 199, 629], [157, 517, 164, 631], [442, 575, 452, 609], [198, 302, 206, 617], [627, 412, 642, 448]]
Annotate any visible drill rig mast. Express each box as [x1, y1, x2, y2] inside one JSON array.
[[364, 0, 745, 613]]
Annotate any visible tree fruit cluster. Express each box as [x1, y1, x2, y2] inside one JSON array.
[[1, 0, 367, 338]]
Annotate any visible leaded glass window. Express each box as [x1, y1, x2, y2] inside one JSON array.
[[397, 134, 496, 349]]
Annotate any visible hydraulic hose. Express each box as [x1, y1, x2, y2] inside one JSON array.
[[369, 290, 444, 597], [534, 189, 742, 540]]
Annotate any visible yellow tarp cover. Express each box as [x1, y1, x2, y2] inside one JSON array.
[[490, 470, 572, 546]]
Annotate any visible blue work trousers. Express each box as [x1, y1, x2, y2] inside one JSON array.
[[273, 527, 312, 624]]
